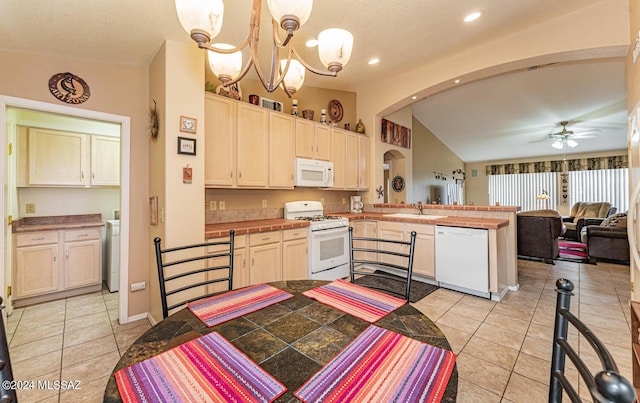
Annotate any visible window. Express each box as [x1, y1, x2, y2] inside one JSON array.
[[489, 172, 556, 211], [568, 168, 628, 212], [488, 168, 629, 212]]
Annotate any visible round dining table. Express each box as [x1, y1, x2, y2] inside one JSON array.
[[104, 280, 458, 402]]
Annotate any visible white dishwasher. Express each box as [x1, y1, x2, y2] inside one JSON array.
[[435, 226, 489, 298]]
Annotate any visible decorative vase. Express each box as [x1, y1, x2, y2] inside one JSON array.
[[355, 119, 365, 134]]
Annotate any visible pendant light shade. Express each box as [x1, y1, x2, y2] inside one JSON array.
[[280, 59, 305, 94], [317, 28, 354, 72], [175, 0, 224, 41], [267, 0, 313, 31], [208, 44, 242, 84]]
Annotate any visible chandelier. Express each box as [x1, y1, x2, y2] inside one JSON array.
[[175, 0, 354, 97]]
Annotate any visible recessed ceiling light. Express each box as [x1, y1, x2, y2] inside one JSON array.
[[464, 12, 482, 22], [305, 39, 318, 47], [412, 96, 417, 100], [453, 79, 461, 84], [368, 58, 380, 65]]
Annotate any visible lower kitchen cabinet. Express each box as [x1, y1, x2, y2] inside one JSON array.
[[282, 229, 308, 280], [63, 228, 101, 289], [406, 223, 435, 278], [13, 227, 103, 305], [206, 234, 248, 292], [351, 220, 378, 262], [14, 234, 60, 298], [249, 231, 282, 284], [377, 221, 405, 267]]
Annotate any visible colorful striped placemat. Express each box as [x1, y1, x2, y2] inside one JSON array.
[[302, 279, 406, 323], [295, 325, 456, 403], [115, 332, 286, 403], [187, 283, 294, 327]]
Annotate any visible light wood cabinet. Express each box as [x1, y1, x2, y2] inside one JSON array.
[[20, 127, 119, 188], [269, 113, 295, 188], [331, 128, 347, 189], [28, 128, 87, 186], [14, 227, 102, 305], [345, 132, 359, 189], [295, 119, 331, 161], [63, 228, 101, 289], [406, 223, 435, 278], [14, 232, 60, 299], [237, 103, 269, 187], [351, 220, 377, 262], [377, 221, 405, 267], [205, 94, 236, 187], [91, 135, 120, 186], [249, 231, 282, 284], [207, 234, 248, 292], [282, 229, 307, 280], [332, 128, 369, 190], [358, 135, 370, 190]]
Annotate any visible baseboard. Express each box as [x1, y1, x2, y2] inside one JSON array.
[[124, 312, 149, 324]]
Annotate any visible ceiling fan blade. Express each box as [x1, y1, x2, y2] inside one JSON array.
[[571, 132, 599, 139], [528, 137, 553, 143]]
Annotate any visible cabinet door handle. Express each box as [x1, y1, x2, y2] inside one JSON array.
[[66, 251, 69, 259], [252, 257, 254, 266], [230, 170, 233, 178], [32, 237, 45, 241], [81, 171, 84, 179], [92, 172, 95, 179], [78, 234, 89, 238], [262, 237, 270, 241], [239, 171, 242, 179], [53, 255, 57, 262]]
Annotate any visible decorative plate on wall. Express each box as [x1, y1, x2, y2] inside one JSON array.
[[328, 99, 343, 122], [392, 175, 405, 192]]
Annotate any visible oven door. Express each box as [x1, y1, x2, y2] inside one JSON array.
[[309, 226, 349, 274]]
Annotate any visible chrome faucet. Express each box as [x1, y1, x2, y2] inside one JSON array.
[[415, 201, 424, 215]]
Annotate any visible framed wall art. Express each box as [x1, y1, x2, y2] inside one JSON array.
[[381, 118, 411, 149], [177, 137, 196, 155], [179, 115, 197, 134]]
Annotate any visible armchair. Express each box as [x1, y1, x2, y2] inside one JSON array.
[[517, 209, 564, 264], [584, 213, 629, 263], [562, 202, 616, 241]]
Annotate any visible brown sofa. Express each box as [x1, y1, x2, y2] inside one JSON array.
[[583, 213, 629, 263], [562, 202, 616, 241], [517, 209, 564, 264]]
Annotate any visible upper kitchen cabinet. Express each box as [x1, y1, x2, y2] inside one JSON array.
[[331, 127, 369, 191], [268, 113, 295, 188], [90, 136, 120, 186], [17, 126, 119, 188], [295, 119, 331, 161], [236, 103, 269, 187], [204, 94, 236, 187]]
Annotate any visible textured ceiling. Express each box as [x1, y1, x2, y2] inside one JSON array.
[[0, 0, 627, 162]]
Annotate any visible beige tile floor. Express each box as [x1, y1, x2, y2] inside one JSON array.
[[3, 258, 632, 402]]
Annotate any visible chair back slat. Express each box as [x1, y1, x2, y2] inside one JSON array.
[[154, 230, 234, 318], [549, 278, 636, 403], [349, 227, 416, 300]]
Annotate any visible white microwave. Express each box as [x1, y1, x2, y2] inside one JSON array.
[[294, 158, 334, 188]]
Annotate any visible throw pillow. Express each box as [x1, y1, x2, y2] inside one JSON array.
[[600, 212, 627, 228]]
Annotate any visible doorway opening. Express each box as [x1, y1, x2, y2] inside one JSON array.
[[0, 95, 131, 324]]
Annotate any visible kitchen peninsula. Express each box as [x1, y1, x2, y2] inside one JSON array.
[[204, 203, 519, 301]]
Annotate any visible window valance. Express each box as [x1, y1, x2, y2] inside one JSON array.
[[485, 155, 627, 175]]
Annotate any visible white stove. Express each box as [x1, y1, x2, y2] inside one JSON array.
[[284, 201, 350, 280]]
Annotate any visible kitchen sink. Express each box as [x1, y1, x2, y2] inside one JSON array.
[[382, 213, 447, 220]]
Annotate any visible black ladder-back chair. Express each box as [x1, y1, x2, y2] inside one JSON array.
[[154, 230, 234, 319], [549, 278, 636, 402], [0, 297, 15, 402], [349, 227, 417, 300]]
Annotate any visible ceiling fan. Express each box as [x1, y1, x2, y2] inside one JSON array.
[[531, 121, 601, 149]]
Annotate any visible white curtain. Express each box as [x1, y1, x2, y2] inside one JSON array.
[[489, 172, 556, 211], [568, 168, 628, 213], [447, 182, 464, 205]]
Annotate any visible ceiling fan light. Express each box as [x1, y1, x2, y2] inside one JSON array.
[[267, 0, 313, 32], [175, 0, 224, 41], [207, 44, 242, 84], [551, 141, 564, 149], [567, 139, 578, 148], [280, 59, 305, 94], [317, 28, 354, 72]]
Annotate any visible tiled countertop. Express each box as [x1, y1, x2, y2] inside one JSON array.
[[12, 214, 105, 233], [205, 218, 310, 238], [334, 212, 509, 230]]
